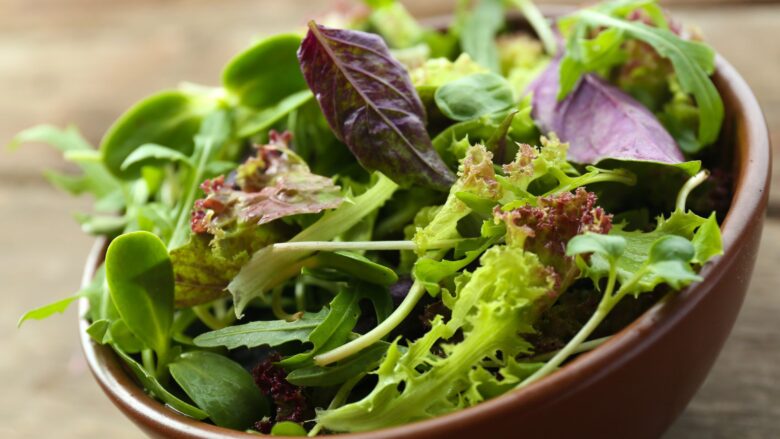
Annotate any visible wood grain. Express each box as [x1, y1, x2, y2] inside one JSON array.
[[0, 1, 777, 438]]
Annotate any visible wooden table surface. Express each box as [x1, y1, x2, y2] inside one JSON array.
[[1, 1, 777, 438]]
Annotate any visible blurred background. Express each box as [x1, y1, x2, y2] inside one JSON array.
[[1, 0, 777, 437]]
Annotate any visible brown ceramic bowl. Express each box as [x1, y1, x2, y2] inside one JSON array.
[[78, 10, 771, 439]]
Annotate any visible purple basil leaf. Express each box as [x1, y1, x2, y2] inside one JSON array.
[[528, 59, 683, 164], [298, 22, 455, 191]]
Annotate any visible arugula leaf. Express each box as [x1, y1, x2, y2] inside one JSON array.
[[434, 73, 515, 121], [311, 251, 399, 286], [169, 351, 269, 429], [299, 22, 455, 191], [17, 293, 84, 327], [459, 0, 504, 73], [281, 283, 392, 369], [228, 173, 397, 317], [193, 309, 328, 350], [286, 342, 389, 387], [9, 125, 123, 204], [222, 34, 308, 109]]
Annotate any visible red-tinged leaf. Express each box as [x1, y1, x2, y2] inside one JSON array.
[[528, 58, 684, 164], [191, 132, 343, 237], [495, 188, 612, 289], [298, 22, 455, 191]]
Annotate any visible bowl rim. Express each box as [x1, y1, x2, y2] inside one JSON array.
[[77, 11, 771, 439]]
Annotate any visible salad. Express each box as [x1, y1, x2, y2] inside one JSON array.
[[15, 0, 728, 435]]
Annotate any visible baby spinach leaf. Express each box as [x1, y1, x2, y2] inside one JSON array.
[[270, 422, 308, 436], [530, 60, 684, 164], [108, 319, 145, 354], [222, 34, 308, 109], [286, 342, 389, 387], [101, 89, 218, 178], [169, 351, 269, 429], [298, 22, 455, 191], [106, 231, 174, 357], [112, 346, 208, 420], [434, 73, 514, 121], [459, 0, 504, 73], [193, 309, 328, 350]]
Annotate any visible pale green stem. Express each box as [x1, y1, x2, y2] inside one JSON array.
[[168, 139, 215, 249], [676, 170, 710, 212], [523, 336, 612, 363], [193, 305, 225, 331], [271, 285, 302, 322], [294, 279, 307, 311], [314, 281, 426, 366], [518, 263, 619, 388], [141, 348, 155, 376], [307, 373, 365, 437], [271, 239, 463, 253], [511, 0, 558, 56]]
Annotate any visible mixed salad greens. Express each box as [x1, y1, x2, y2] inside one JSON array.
[[15, 0, 730, 435]]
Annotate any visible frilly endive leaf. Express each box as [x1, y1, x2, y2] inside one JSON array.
[[298, 22, 455, 191]]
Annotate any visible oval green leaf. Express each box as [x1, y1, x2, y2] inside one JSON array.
[[434, 73, 515, 121], [270, 421, 307, 436], [222, 34, 308, 109], [101, 90, 218, 178], [106, 231, 174, 355], [169, 351, 269, 429]]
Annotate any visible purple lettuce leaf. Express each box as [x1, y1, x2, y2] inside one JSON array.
[[528, 58, 683, 164], [298, 22, 455, 191]]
